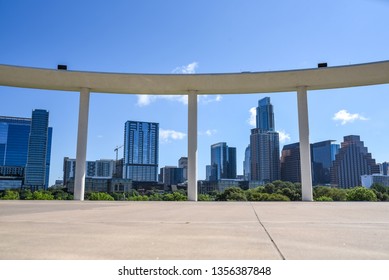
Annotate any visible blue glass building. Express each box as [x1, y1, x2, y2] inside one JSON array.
[[256, 97, 275, 132], [25, 110, 50, 190], [210, 142, 237, 181], [123, 121, 159, 181], [0, 110, 52, 190], [0, 116, 31, 167], [311, 140, 339, 185]]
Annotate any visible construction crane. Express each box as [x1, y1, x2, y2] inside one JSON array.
[[114, 145, 124, 161]]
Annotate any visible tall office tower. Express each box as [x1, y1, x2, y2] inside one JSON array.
[[0, 116, 30, 167], [380, 162, 389, 176], [0, 116, 30, 189], [95, 159, 115, 177], [123, 121, 159, 181], [63, 158, 115, 187], [205, 165, 212, 181], [210, 142, 237, 181], [311, 140, 339, 185], [178, 157, 188, 181], [25, 110, 51, 190], [256, 97, 275, 131], [0, 110, 52, 190], [331, 135, 380, 188], [280, 142, 301, 183], [243, 144, 251, 181], [250, 97, 280, 183], [159, 166, 184, 186]]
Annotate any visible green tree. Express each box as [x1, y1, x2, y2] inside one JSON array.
[[329, 188, 348, 201], [49, 188, 72, 200], [20, 189, 33, 200], [198, 194, 214, 201], [245, 187, 266, 201], [313, 186, 347, 201], [267, 193, 290, 201], [1, 190, 20, 200], [264, 183, 276, 194], [371, 183, 387, 194], [163, 191, 187, 201], [89, 192, 114, 201], [216, 187, 247, 201], [148, 193, 163, 201], [32, 190, 54, 200], [346, 187, 377, 201], [111, 192, 127, 201], [127, 194, 149, 201]]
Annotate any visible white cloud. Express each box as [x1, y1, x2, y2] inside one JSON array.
[[248, 107, 256, 127], [136, 95, 188, 107], [160, 129, 186, 143], [199, 129, 217, 136], [136, 95, 155, 106], [278, 130, 291, 143], [172, 62, 199, 74], [198, 95, 223, 104], [333, 109, 368, 125]]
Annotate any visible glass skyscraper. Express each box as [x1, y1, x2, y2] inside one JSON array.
[[0, 116, 30, 167], [280, 140, 340, 185], [24, 110, 51, 190], [331, 135, 380, 188], [256, 97, 275, 131], [123, 121, 159, 181], [243, 144, 251, 181], [250, 97, 280, 183], [280, 142, 301, 183], [210, 142, 237, 181], [311, 140, 339, 185], [0, 110, 52, 190]]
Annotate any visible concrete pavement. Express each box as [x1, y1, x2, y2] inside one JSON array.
[[0, 201, 388, 260]]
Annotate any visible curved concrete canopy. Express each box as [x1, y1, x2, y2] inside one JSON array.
[[1, 61, 389, 94]]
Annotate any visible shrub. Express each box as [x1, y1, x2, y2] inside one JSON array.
[[1, 190, 20, 200], [266, 193, 290, 201], [216, 187, 247, 201], [148, 193, 163, 201], [127, 195, 149, 201], [163, 192, 187, 201], [198, 194, 214, 201], [89, 192, 114, 201], [314, 186, 347, 201], [20, 189, 33, 200], [246, 192, 289, 201], [346, 187, 377, 201], [111, 192, 127, 201], [49, 188, 72, 200], [32, 190, 54, 200]]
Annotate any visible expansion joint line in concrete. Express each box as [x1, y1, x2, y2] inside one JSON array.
[[250, 204, 286, 260]]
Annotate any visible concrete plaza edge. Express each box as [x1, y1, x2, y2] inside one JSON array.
[[0, 201, 388, 260]]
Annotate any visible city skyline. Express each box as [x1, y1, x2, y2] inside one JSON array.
[[1, 0, 388, 185], [1, 107, 386, 188]]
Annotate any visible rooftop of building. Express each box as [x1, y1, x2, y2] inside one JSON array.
[[1, 201, 388, 260]]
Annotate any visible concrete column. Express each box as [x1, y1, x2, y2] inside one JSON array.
[[297, 87, 313, 201], [187, 92, 198, 201], [74, 88, 91, 201]]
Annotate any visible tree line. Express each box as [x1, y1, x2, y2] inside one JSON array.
[[1, 180, 388, 201]]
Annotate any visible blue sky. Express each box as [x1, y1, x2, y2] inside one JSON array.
[[1, 0, 388, 185]]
